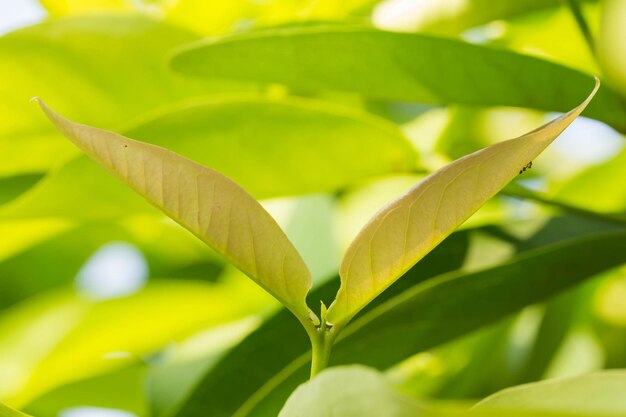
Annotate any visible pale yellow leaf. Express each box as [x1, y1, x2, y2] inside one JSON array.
[[34, 99, 314, 323], [327, 79, 600, 326]]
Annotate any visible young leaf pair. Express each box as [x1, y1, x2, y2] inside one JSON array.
[[33, 78, 598, 377]]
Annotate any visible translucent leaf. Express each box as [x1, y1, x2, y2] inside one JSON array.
[[35, 99, 314, 323], [326, 79, 599, 326]]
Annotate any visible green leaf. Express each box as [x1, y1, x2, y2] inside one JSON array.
[[475, 370, 626, 416], [34, 99, 314, 324], [23, 363, 147, 417], [170, 26, 626, 132], [0, 175, 43, 207], [597, 0, 626, 96], [0, 402, 29, 417], [278, 366, 421, 417], [0, 15, 245, 177], [0, 279, 267, 406], [326, 80, 599, 326], [553, 148, 626, 213], [172, 226, 626, 417]]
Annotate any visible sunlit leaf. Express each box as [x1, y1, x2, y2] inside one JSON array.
[[170, 27, 626, 132], [475, 370, 626, 416], [35, 100, 314, 323], [326, 80, 599, 326]]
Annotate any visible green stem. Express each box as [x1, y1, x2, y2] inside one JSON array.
[[309, 329, 334, 378], [307, 301, 340, 378], [565, 0, 596, 57]]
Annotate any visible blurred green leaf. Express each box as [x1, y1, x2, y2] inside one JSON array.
[[1, 279, 270, 406], [171, 26, 626, 132], [326, 82, 597, 326], [0, 175, 44, 206], [0, 403, 29, 417], [24, 363, 147, 417], [475, 370, 626, 416], [173, 229, 626, 417], [488, 3, 599, 74], [0, 156, 157, 221], [0, 15, 246, 177], [553, 148, 626, 213], [597, 0, 626, 96], [37, 100, 315, 324], [278, 366, 421, 417], [0, 223, 132, 310]]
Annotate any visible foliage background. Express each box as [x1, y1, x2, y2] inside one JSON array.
[[1, 0, 625, 416]]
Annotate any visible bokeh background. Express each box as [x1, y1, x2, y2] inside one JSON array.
[[1, 1, 626, 416]]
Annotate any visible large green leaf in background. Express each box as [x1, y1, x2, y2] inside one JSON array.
[[475, 370, 626, 416], [171, 26, 626, 132], [36, 100, 315, 325], [0, 15, 240, 178], [172, 228, 626, 417], [326, 81, 597, 326]]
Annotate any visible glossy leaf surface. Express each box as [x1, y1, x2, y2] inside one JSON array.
[[171, 27, 625, 131]]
